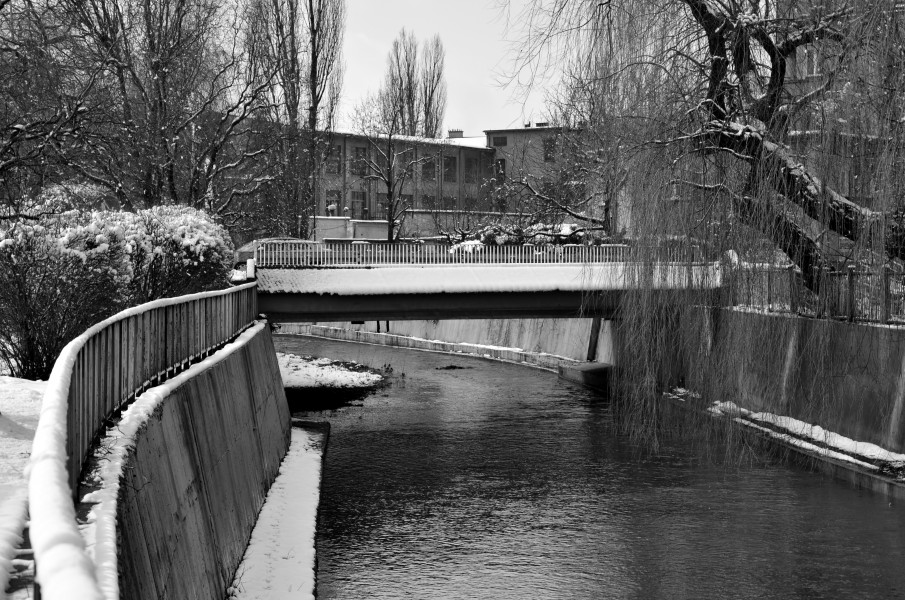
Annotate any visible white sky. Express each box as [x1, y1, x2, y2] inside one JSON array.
[[337, 0, 548, 137]]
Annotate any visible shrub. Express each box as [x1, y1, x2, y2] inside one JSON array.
[[0, 202, 233, 379]]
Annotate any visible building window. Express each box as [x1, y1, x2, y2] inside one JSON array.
[[351, 190, 367, 219], [543, 137, 557, 162], [352, 147, 368, 176], [798, 46, 821, 78], [422, 158, 436, 181], [465, 157, 478, 183], [441, 196, 457, 210], [443, 155, 457, 183], [377, 193, 390, 219], [492, 136, 508, 146], [494, 158, 506, 181], [400, 193, 413, 208], [421, 194, 436, 209], [325, 145, 342, 174], [326, 189, 342, 215]]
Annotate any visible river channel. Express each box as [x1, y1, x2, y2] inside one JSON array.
[[276, 335, 905, 600]]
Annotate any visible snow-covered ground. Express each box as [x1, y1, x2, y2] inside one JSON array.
[[0, 376, 44, 596], [227, 427, 324, 600], [277, 352, 383, 389]]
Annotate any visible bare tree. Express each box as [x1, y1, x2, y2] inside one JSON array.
[[420, 34, 447, 138], [244, 0, 345, 237]]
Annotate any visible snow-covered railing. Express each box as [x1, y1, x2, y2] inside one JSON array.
[[254, 241, 706, 268], [27, 282, 257, 600]]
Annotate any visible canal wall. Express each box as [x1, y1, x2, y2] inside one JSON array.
[[278, 317, 615, 364], [691, 309, 905, 454], [108, 325, 291, 600]]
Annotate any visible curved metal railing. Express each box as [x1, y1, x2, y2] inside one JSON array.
[[28, 283, 258, 599]]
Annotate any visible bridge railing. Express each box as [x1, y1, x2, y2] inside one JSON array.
[[730, 264, 904, 324], [254, 241, 706, 268], [28, 282, 258, 599]]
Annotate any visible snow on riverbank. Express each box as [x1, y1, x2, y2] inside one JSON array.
[[227, 427, 324, 600], [0, 376, 44, 593], [707, 399, 905, 477], [277, 352, 383, 389]]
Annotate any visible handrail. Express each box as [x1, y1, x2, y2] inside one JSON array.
[[28, 282, 258, 599], [254, 241, 706, 268]]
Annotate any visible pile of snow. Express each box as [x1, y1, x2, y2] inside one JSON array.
[[0, 376, 45, 594], [277, 353, 383, 389]]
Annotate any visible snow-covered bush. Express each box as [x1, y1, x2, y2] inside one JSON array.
[[0, 212, 131, 379], [0, 203, 233, 378], [114, 206, 234, 303]]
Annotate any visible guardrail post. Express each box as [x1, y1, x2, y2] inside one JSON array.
[[788, 265, 798, 314], [246, 258, 256, 280], [847, 264, 856, 322]]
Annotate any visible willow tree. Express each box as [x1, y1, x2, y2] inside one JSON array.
[[505, 0, 905, 449], [510, 0, 905, 284]]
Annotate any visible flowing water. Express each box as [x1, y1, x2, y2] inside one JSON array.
[[276, 335, 905, 600]]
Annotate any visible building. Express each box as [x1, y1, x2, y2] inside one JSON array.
[[311, 123, 575, 239]]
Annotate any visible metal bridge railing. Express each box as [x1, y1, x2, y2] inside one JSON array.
[[730, 264, 903, 324], [254, 241, 707, 268], [29, 282, 258, 600]]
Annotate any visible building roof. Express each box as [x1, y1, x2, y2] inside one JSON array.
[[330, 129, 490, 150], [484, 126, 563, 135]]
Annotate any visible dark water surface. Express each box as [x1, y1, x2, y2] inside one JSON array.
[[276, 335, 905, 600]]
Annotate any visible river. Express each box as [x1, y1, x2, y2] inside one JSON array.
[[275, 335, 905, 600]]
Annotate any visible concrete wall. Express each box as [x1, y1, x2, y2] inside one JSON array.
[[692, 310, 905, 453], [116, 327, 291, 600], [300, 318, 614, 363]]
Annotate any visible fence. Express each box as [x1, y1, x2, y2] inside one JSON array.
[[29, 283, 258, 599], [730, 265, 903, 324], [253, 241, 706, 268]]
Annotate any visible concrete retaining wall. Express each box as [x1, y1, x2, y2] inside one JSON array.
[[694, 310, 905, 453], [116, 326, 291, 600], [294, 318, 614, 363]]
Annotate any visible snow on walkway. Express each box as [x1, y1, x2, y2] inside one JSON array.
[[227, 427, 325, 600], [0, 376, 44, 595], [277, 352, 383, 388]]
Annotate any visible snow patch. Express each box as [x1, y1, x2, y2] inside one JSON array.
[[277, 353, 383, 389], [227, 428, 323, 600]]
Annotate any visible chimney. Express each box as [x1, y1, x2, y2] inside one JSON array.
[[448, 129, 463, 139], [524, 122, 532, 128]]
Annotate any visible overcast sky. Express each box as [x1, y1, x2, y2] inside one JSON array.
[[337, 0, 547, 137]]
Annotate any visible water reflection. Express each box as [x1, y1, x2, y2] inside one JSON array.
[[277, 336, 905, 600]]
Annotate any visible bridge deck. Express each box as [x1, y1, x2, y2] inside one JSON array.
[[255, 264, 722, 321], [255, 264, 722, 295]]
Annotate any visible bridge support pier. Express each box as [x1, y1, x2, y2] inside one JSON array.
[[586, 317, 603, 361]]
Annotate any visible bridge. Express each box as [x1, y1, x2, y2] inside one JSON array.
[[252, 241, 724, 321]]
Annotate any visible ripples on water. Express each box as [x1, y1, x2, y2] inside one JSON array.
[[277, 336, 905, 600]]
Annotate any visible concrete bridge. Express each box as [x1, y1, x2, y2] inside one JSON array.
[[252, 241, 723, 321]]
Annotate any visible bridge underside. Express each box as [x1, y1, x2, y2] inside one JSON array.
[[257, 289, 711, 321]]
